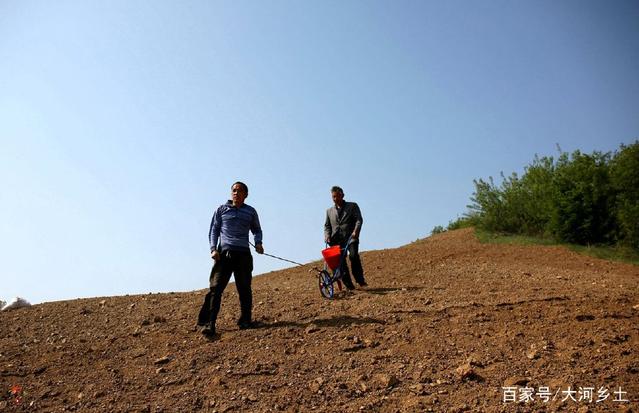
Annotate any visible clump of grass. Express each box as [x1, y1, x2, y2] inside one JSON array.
[[475, 228, 639, 265], [566, 244, 639, 265]]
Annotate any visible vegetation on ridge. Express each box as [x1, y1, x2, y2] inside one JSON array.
[[434, 141, 639, 257]]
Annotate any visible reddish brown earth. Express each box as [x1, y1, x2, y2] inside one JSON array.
[[1, 228, 638, 412]]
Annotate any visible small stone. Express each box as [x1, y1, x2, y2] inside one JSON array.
[[358, 381, 368, 392], [374, 373, 399, 388], [455, 362, 483, 382], [424, 395, 438, 405], [305, 325, 320, 334], [308, 377, 323, 393], [156, 367, 166, 374], [541, 340, 554, 350], [154, 356, 171, 365], [632, 304, 639, 311], [363, 339, 379, 348], [412, 369, 430, 383], [526, 349, 540, 360], [456, 363, 474, 380], [409, 384, 426, 395], [210, 377, 224, 386], [504, 376, 529, 387], [466, 356, 484, 368]]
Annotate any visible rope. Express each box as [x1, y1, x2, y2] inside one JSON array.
[[249, 242, 306, 267]]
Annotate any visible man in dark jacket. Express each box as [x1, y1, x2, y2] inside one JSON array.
[[198, 181, 264, 337], [324, 186, 367, 289]]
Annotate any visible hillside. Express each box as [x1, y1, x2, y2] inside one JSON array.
[[1, 228, 638, 412]]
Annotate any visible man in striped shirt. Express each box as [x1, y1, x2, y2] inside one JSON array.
[[198, 181, 264, 337]]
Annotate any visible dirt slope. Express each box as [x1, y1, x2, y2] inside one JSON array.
[[1, 228, 638, 412]]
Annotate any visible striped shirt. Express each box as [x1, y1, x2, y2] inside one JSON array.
[[209, 201, 263, 252]]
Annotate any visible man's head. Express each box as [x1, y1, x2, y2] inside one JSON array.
[[231, 181, 248, 206], [331, 186, 344, 207]]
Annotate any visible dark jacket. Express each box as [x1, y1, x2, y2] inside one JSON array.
[[324, 201, 362, 244]]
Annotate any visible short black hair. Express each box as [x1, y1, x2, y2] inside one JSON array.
[[232, 181, 249, 194], [331, 186, 343, 194]]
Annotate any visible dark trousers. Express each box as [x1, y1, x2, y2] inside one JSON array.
[[198, 250, 253, 327], [329, 239, 366, 288]]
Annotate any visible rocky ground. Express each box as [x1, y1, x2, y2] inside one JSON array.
[[1, 228, 638, 412]]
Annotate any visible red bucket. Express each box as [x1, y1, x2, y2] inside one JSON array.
[[321, 245, 342, 271]]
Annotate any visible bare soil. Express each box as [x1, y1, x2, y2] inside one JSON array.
[[1, 228, 638, 412]]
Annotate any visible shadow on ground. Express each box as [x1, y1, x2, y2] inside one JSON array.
[[258, 315, 386, 330]]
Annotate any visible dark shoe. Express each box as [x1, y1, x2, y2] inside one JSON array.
[[238, 320, 252, 330], [345, 284, 355, 291], [238, 320, 264, 330], [358, 281, 368, 287], [201, 322, 216, 336]]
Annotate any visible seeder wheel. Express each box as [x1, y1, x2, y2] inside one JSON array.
[[318, 270, 334, 299]]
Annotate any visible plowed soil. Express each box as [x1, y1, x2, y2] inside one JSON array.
[[1, 228, 638, 412]]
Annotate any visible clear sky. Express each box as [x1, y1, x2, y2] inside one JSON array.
[[1, 1, 638, 304]]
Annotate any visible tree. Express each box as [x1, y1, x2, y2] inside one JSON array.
[[549, 150, 616, 245], [610, 140, 639, 248]]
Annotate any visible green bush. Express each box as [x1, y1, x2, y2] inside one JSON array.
[[518, 155, 556, 236], [610, 141, 639, 249], [468, 157, 555, 236], [447, 214, 479, 231], [431, 225, 446, 235], [549, 150, 617, 245], [463, 141, 638, 250]]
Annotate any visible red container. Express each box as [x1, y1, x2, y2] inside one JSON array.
[[321, 245, 342, 271]]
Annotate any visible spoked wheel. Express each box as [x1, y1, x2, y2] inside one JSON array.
[[318, 270, 334, 299]]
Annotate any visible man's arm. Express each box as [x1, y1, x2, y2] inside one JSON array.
[[351, 203, 362, 239], [324, 209, 332, 243], [251, 209, 264, 254], [209, 206, 222, 259]]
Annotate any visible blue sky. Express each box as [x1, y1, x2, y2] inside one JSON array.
[[1, 1, 638, 304]]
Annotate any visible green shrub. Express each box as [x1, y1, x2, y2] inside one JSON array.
[[431, 225, 446, 235], [549, 150, 617, 245], [447, 214, 479, 231], [610, 141, 639, 249], [462, 141, 638, 250]]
